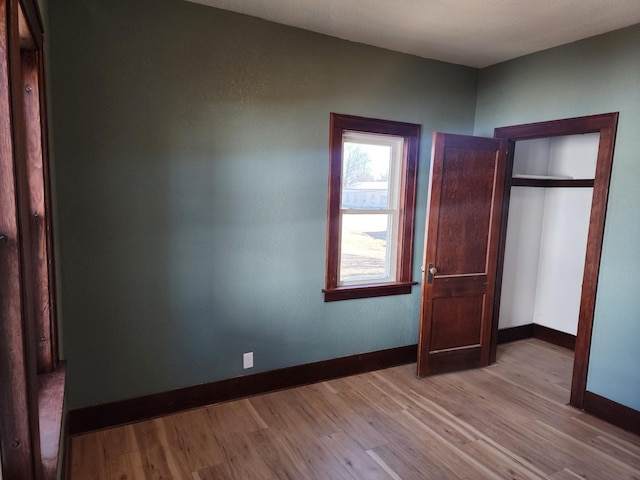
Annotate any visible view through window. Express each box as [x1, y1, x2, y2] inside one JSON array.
[[324, 113, 420, 302], [339, 132, 403, 284]]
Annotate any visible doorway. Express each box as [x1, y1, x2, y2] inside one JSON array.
[[492, 113, 619, 408], [417, 113, 618, 410]]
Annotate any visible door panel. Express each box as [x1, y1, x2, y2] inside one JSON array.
[[430, 296, 483, 350], [435, 146, 496, 274], [418, 133, 507, 376]]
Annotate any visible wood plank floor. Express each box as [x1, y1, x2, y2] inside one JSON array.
[[70, 339, 640, 479]]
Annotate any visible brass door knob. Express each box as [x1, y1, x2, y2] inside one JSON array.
[[429, 266, 438, 275]]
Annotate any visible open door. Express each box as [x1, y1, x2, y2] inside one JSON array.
[[417, 133, 507, 376]]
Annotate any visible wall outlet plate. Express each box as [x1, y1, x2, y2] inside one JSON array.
[[243, 352, 253, 369]]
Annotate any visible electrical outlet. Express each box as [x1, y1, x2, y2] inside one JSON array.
[[243, 352, 253, 369]]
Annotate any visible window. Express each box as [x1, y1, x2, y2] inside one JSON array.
[[324, 113, 420, 301]]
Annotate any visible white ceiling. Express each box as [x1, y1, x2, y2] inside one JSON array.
[[186, 0, 640, 68]]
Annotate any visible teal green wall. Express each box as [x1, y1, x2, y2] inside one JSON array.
[[49, 0, 477, 408], [50, 0, 640, 413], [36, 0, 47, 27], [475, 25, 640, 411]]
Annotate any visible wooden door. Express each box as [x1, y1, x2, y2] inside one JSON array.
[[417, 133, 507, 376]]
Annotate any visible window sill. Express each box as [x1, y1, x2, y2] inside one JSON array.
[[323, 282, 417, 302], [38, 362, 66, 480]]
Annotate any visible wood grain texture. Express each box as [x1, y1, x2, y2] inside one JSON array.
[[532, 324, 576, 351], [493, 112, 619, 409], [584, 391, 640, 436], [571, 115, 618, 408], [418, 132, 507, 376], [1, 1, 58, 479], [323, 113, 420, 302], [511, 178, 594, 188], [497, 324, 576, 350], [22, 48, 56, 375], [16, 0, 42, 50], [38, 363, 66, 480], [69, 344, 418, 435], [37, 43, 59, 371], [70, 339, 640, 480], [489, 139, 516, 365], [497, 324, 534, 344], [434, 146, 496, 274], [0, 1, 42, 478], [430, 296, 482, 350]]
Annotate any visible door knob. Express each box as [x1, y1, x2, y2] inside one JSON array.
[[427, 263, 437, 283]]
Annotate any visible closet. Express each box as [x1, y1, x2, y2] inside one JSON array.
[[499, 133, 599, 336], [492, 113, 618, 408], [417, 113, 617, 408]]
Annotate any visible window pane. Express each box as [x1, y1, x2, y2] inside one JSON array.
[[325, 113, 419, 301], [341, 141, 391, 210], [339, 213, 392, 283]]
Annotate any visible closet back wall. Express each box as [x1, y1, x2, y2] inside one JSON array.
[[500, 135, 598, 335]]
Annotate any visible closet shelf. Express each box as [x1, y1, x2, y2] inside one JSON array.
[[513, 174, 574, 180], [511, 176, 595, 188]]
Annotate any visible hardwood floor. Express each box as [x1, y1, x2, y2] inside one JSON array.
[[70, 339, 640, 479]]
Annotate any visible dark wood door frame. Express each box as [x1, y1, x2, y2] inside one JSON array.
[[1, 0, 61, 478], [491, 112, 619, 409]]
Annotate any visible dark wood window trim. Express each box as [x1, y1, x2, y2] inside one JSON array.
[[324, 113, 420, 302]]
